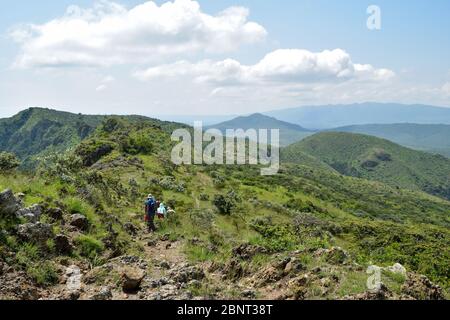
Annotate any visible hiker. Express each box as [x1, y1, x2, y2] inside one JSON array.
[[157, 202, 167, 219], [145, 194, 157, 232]]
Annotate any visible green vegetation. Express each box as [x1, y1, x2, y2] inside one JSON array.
[[0, 152, 20, 171], [331, 123, 450, 157], [282, 132, 450, 200], [0, 109, 449, 297]]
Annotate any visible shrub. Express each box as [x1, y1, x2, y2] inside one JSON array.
[[28, 262, 58, 286], [121, 131, 153, 155], [0, 152, 20, 171], [75, 235, 104, 258], [213, 190, 241, 215]]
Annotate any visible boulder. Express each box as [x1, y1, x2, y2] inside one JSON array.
[[47, 207, 64, 221], [120, 266, 146, 292], [54, 234, 73, 254], [17, 222, 53, 245], [70, 214, 88, 230], [0, 189, 21, 217], [16, 204, 42, 223]]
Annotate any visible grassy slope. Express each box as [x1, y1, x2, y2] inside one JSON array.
[[282, 132, 450, 200], [330, 123, 450, 157]]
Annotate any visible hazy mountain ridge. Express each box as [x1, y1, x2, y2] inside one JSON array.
[[206, 113, 314, 146], [264, 103, 450, 129]]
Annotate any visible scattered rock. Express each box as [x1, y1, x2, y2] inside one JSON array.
[[149, 277, 170, 288], [70, 214, 88, 230], [90, 286, 113, 300], [17, 222, 53, 245], [232, 243, 267, 260], [16, 204, 42, 223], [54, 234, 73, 254], [0, 189, 21, 217], [169, 264, 205, 284], [47, 207, 64, 221], [120, 267, 146, 292], [223, 259, 246, 281], [160, 261, 171, 270], [401, 273, 444, 300], [124, 222, 138, 236]]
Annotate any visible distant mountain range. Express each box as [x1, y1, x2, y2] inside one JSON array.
[[205, 113, 314, 146], [282, 132, 450, 200], [264, 103, 450, 129]]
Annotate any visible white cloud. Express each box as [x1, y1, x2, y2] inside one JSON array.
[[95, 84, 107, 91], [10, 0, 266, 68], [134, 48, 395, 85], [442, 82, 450, 96]]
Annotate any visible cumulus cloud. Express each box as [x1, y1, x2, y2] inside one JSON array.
[[10, 0, 267, 68], [134, 49, 395, 85], [442, 82, 450, 96]]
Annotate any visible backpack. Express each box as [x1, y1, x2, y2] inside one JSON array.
[[145, 198, 156, 214]]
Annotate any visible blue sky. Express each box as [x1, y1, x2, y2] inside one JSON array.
[[1, 0, 449, 117]]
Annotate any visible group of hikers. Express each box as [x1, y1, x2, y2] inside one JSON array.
[[144, 194, 169, 232]]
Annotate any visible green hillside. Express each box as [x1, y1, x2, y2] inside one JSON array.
[[1, 111, 449, 300], [331, 123, 450, 157], [207, 113, 313, 146], [282, 132, 450, 200], [0, 108, 105, 166], [0, 108, 187, 168]]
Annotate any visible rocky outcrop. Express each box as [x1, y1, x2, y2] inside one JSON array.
[[401, 273, 444, 300], [232, 243, 267, 260], [0, 189, 21, 218], [17, 222, 53, 245], [168, 264, 205, 284], [16, 204, 42, 223]]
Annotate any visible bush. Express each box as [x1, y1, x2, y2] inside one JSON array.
[[0, 152, 20, 171], [28, 262, 59, 286], [75, 235, 104, 258], [121, 131, 153, 155], [213, 190, 241, 215]]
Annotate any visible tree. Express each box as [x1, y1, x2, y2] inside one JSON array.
[[0, 152, 20, 171]]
